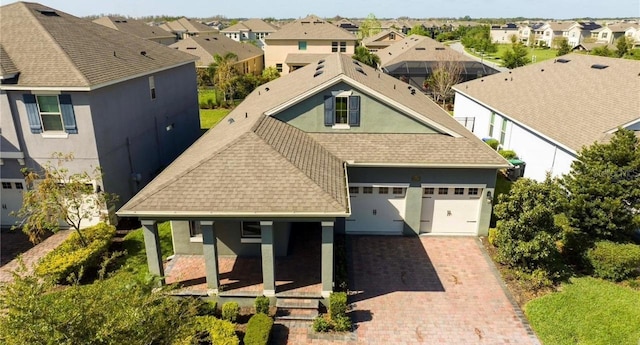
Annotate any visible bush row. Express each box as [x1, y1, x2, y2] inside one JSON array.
[[313, 292, 352, 333], [587, 241, 640, 281], [175, 315, 238, 345]]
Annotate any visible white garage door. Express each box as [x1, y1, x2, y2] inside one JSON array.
[[420, 186, 482, 235], [1, 180, 25, 228], [346, 185, 406, 235]]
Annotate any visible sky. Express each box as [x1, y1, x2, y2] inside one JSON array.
[[2, 0, 639, 19]]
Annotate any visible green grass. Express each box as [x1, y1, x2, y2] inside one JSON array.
[[468, 44, 559, 65], [200, 108, 230, 129], [114, 221, 174, 280], [198, 88, 218, 106], [525, 277, 640, 345]]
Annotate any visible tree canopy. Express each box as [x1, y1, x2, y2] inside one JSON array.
[[352, 46, 380, 68], [208, 52, 239, 105], [502, 41, 529, 69], [358, 13, 381, 39]]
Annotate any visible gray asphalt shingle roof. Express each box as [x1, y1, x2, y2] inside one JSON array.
[[92, 16, 175, 41], [265, 16, 356, 41]]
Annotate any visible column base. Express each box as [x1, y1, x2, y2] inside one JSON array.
[[263, 289, 276, 297], [207, 288, 219, 296], [321, 290, 332, 298]]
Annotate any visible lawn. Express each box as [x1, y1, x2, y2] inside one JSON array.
[[114, 221, 174, 280], [200, 108, 230, 129], [468, 44, 559, 65], [525, 277, 640, 345]]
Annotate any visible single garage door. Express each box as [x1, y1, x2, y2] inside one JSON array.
[[420, 186, 482, 235], [1, 180, 25, 227], [346, 185, 406, 235]]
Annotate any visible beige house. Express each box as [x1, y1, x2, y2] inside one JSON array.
[[220, 19, 279, 50], [625, 24, 640, 47], [594, 23, 631, 44], [565, 22, 601, 47], [93, 16, 176, 45], [264, 16, 357, 75], [170, 35, 264, 75], [490, 23, 518, 44], [361, 29, 405, 52], [159, 17, 218, 39], [536, 22, 574, 47]]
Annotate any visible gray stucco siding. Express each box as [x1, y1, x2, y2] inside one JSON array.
[[274, 82, 438, 133]]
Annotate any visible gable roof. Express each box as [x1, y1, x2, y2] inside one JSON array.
[[160, 17, 218, 35], [169, 35, 263, 67], [362, 29, 405, 48], [118, 53, 506, 218], [0, 2, 196, 90], [454, 53, 640, 153], [547, 22, 576, 32], [221, 19, 279, 33], [0, 45, 19, 79], [93, 16, 175, 41], [265, 16, 356, 41], [378, 35, 475, 67]]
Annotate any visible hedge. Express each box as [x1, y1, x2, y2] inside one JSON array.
[[35, 223, 115, 283], [254, 295, 270, 314], [221, 301, 239, 322], [174, 315, 238, 345], [587, 241, 640, 281], [243, 313, 273, 345], [329, 292, 347, 319]]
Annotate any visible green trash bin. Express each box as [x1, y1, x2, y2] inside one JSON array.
[[507, 159, 526, 180]]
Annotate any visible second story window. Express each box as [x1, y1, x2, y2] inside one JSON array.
[[298, 41, 307, 50], [324, 92, 361, 128], [332, 41, 338, 52], [340, 41, 346, 52], [36, 95, 64, 131], [23, 93, 77, 135], [149, 76, 156, 99]]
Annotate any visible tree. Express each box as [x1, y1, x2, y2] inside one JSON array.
[[562, 129, 640, 249], [615, 35, 631, 58], [260, 66, 280, 83], [12, 153, 116, 246], [208, 52, 239, 105], [502, 41, 529, 69], [408, 25, 428, 36], [358, 13, 381, 39], [425, 51, 463, 107], [556, 38, 571, 56], [460, 25, 496, 54], [352, 46, 381, 68]]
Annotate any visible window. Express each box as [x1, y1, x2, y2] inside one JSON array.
[[454, 188, 464, 195], [340, 41, 346, 52], [324, 94, 360, 127], [15, 182, 23, 190], [2, 182, 12, 189], [331, 41, 338, 52], [389, 32, 395, 39], [392, 187, 404, 195], [349, 186, 359, 194], [298, 41, 307, 50], [500, 119, 508, 145], [189, 220, 202, 238], [488, 112, 496, 137], [23, 94, 78, 135], [602, 32, 608, 39], [36, 95, 64, 131], [363, 187, 373, 194], [424, 187, 434, 195], [149, 76, 156, 99], [276, 63, 283, 72], [468, 188, 479, 195], [438, 188, 448, 195], [241, 221, 261, 238], [378, 187, 389, 194]]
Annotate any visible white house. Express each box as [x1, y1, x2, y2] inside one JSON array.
[[453, 54, 640, 181]]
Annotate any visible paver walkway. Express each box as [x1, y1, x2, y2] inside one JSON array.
[[0, 229, 73, 283], [271, 236, 540, 345]]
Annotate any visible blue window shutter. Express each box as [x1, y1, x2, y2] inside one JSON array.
[[58, 94, 77, 134], [22, 94, 42, 133], [324, 95, 334, 126], [348, 95, 360, 127]]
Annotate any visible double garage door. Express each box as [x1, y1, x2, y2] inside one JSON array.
[[345, 184, 483, 235]]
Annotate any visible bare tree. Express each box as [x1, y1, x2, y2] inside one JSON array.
[[425, 51, 463, 108]]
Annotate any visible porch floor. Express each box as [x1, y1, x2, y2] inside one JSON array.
[[164, 225, 322, 296]]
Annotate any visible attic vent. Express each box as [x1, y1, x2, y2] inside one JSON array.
[[318, 59, 325, 64], [37, 9, 59, 16], [435, 47, 445, 50], [353, 60, 361, 66], [591, 64, 609, 69], [556, 58, 570, 63], [355, 67, 366, 75], [415, 47, 426, 51], [316, 64, 324, 70], [314, 70, 324, 77]]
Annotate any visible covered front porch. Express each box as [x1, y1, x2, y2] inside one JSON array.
[[140, 219, 336, 299]]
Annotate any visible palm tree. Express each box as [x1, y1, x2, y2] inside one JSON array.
[[352, 46, 381, 69], [207, 52, 238, 105]]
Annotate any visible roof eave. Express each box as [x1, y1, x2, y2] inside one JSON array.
[[116, 210, 351, 218], [346, 162, 511, 169]]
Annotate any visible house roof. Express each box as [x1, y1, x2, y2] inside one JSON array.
[[169, 35, 263, 67], [92, 16, 175, 41], [378, 35, 475, 67], [119, 53, 507, 218], [0, 2, 196, 89], [547, 22, 575, 32], [361, 29, 405, 47], [284, 53, 330, 65], [0, 45, 19, 79], [160, 17, 217, 35], [454, 53, 640, 153], [265, 16, 356, 41], [221, 18, 279, 33]]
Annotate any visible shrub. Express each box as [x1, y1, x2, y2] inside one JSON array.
[[254, 295, 270, 315], [243, 313, 273, 345], [176, 315, 239, 345], [587, 241, 640, 281], [332, 315, 352, 332], [35, 223, 115, 283], [485, 138, 500, 150], [329, 292, 348, 319], [312, 315, 332, 332], [499, 149, 518, 160], [221, 301, 239, 322], [196, 300, 217, 316], [488, 228, 498, 247], [513, 268, 555, 291]]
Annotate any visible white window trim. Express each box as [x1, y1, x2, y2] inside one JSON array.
[[331, 90, 354, 128], [240, 221, 262, 243], [421, 183, 486, 188], [350, 183, 410, 188], [332, 124, 350, 129], [35, 94, 67, 136]]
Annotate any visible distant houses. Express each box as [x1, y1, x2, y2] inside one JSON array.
[[170, 35, 264, 75]]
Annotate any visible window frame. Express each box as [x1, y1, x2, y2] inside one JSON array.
[[326, 91, 360, 128], [36, 95, 65, 133], [149, 76, 156, 100], [438, 187, 449, 195], [488, 112, 496, 137], [298, 41, 307, 50], [424, 187, 435, 195], [331, 41, 339, 52], [241, 221, 262, 243], [500, 119, 508, 145], [188, 220, 203, 242], [349, 186, 359, 194], [339, 41, 346, 52], [378, 187, 389, 194], [454, 187, 465, 195]]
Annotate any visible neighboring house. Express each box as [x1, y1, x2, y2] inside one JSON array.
[[565, 21, 602, 47], [117, 53, 508, 299], [264, 16, 357, 74], [0, 2, 201, 228], [594, 23, 631, 44], [536, 22, 575, 47], [571, 42, 614, 53], [624, 24, 640, 47], [170, 35, 264, 74], [334, 18, 359, 36], [361, 29, 405, 52], [93, 16, 176, 45], [159, 17, 218, 40], [490, 23, 518, 44], [379, 35, 500, 91], [220, 18, 279, 50], [453, 54, 640, 181]]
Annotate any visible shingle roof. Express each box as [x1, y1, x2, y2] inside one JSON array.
[[361, 29, 405, 47], [0, 45, 19, 78], [170, 35, 263, 67], [221, 19, 279, 33], [119, 53, 507, 217], [93, 16, 175, 41], [284, 53, 330, 64], [379, 35, 475, 67], [454, 53, 640, 152], [0, 2, 196, 89], [548, 22, 575, 32], [160, 17, 218, 35], [265, 16, 356, 41]]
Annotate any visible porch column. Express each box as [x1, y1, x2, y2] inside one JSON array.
[[321, 221, 334, 298], [201, 221, 220, 294], [141, 220, 164, 286], [260, 221, 276, 297]]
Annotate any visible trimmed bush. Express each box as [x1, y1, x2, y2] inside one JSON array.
[[499, 149, 518, 160], [196, 300, 217, 316], [488, 228, 498, 247], [243, 313, 273, 345], [485, 138, 500, 150], [332, 315, 352, 332], [312, 315, 331, 332], [254, 295, 270, 315], [221, 301, 239, 322], [329, 291, 348, 319], [35, 223, 115, 283], [176, 315, 239, 345], [587, 241, 640, 281]]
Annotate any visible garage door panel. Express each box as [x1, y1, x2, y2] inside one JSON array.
[[346, 186, 406, 235], [420, 187, 482, 235]]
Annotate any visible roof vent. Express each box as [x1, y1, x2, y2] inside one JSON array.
[[318, 59, 325, 64], [316, 64, 324, 70], [353, 60, 361, 66], [186, 47, 197, 50], [556, 58, 570, 63], [205, 38, 210, 41], [228, 118, 235, 124], [213, 37, 218, 40], [355, 67, 366, 75], [37, 9, 59, 16], [591, 64, 609, 69], [415, 47, 426, 50], [314, 70, 324, 77], [140, 51, 147, 56], [435, 47, 445, 50], [411, 89, 416, 95]]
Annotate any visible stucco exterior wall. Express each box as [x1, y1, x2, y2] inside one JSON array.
[[264, 40, 356, 75]]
